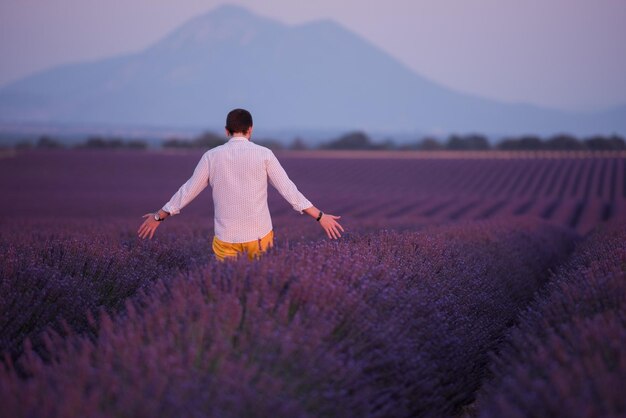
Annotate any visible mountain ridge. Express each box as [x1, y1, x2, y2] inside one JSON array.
[[0, 4, 624, 136]]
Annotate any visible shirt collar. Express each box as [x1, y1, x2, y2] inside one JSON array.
[[229, 136, 249, 142]]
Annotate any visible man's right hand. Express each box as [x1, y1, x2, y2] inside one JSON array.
[[137, 213, 161, 240], [319, 213, 344, 240]]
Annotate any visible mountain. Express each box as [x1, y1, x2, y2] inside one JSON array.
[[1, 4, 625, 137]]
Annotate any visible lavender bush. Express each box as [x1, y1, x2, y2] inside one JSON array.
[[0, 221, 211, 362], [0, 219, 574, 417], [473, 222, 626, 418]]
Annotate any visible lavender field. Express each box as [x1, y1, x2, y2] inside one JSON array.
[[0, 149, 624, 417]]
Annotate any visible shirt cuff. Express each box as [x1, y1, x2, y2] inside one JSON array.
[[295, 200, 313, 214], [162, 203, 179, 216]]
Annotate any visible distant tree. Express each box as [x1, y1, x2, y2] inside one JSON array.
[[36, 136, 64, 149], [162, 137, 193, 148], [371, 138, 396, 150], [584, 134, 626, 150], [289, 137, 308, 150], [192, 131, 225, 149], [109, 138, 124, 148], [322, 131, 373, 150], [497, 138, 518, 150], [466, 134, 490, 150], [497, 135, 543, 150], [83, 136, 118, 149], [81, 137, 105, 149], [606, 134, 626, 150], [517, 135, 544, 150], [397, 142, 419, 150], [75, 136, 145, 149], [163, 132, 226, 149], [254, 139, 284, 150], [446, 135, 464, 150], [445, 134, 490, 150], [545, 134, 584, 150], [418, 137, 443, 150], [126, 140, 148, 150]]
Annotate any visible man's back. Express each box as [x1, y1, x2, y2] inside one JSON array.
[[208, 137, 274, 243], [163, 135, 312, 243]]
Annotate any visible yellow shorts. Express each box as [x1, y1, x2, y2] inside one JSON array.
[[212, 230, 274, 261]]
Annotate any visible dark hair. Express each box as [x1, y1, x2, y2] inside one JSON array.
[[225, 108, 253, 135]]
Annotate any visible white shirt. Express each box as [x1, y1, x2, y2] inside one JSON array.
[[162, 136, 313, 243]]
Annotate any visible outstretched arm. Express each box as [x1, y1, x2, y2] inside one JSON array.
[[138, 154, 209, 240], [303, 206, 344, 240], [266, 152, 343, 239]]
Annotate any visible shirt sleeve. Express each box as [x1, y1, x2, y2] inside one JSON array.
[[266, 151, 312, 214], [162, 153, 210, 215]]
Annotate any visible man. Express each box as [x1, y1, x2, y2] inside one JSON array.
[[137, 108, 343, 261]]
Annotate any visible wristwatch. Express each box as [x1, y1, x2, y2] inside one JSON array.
[[154, 212, 164, 222]]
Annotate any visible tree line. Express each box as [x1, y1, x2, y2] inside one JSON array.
[[160, 131, 626, 151], [12, 136, 148, 150], [6, 131, 626, 152], [315, 132, 626, 151]]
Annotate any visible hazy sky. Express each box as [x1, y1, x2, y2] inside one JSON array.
[[1, 0, 625, 111]]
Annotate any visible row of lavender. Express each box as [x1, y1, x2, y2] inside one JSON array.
[[0, 219, 214, 361], [472, 222, 626, 418], [2, 151, 625, 234], [1, 219, 573, 417], [0, 212, 392, 365]]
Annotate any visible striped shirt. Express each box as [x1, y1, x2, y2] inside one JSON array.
[[162, 136, 313, 243]]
